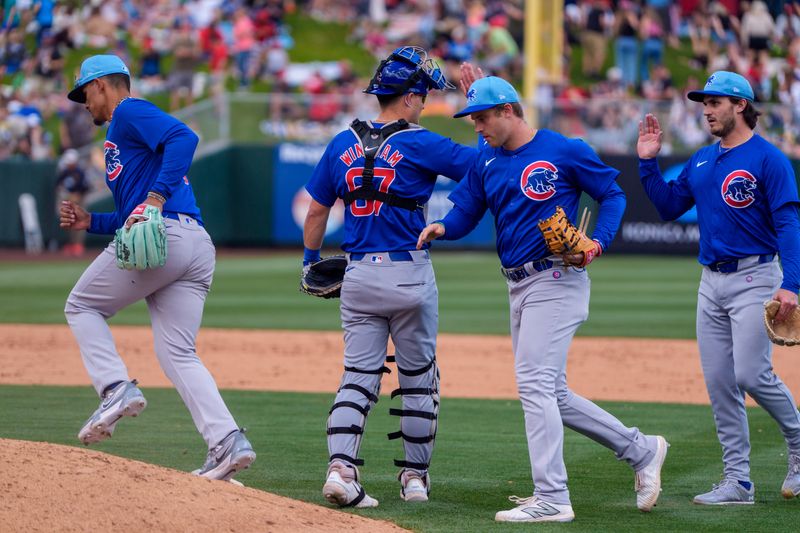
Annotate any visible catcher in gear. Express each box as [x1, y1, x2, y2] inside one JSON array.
[[638, 71, 800, 504], [60, 54, 255, 483], [302, 46, 478, 508], [418, 65, 669, 523]]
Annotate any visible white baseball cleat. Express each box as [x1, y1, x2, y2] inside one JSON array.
[[78, 379, 147, 445], [782, 452, 800, 499], [322, 462, 378, 508], [193, 429, 256, 482], [495, 495, 575, 523], [635, 435, 669, 511], [399, 470, 429, 502]]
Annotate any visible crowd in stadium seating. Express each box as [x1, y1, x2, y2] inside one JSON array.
[[3, 1, 800, 162]]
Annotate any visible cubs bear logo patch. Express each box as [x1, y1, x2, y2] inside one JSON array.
[[520, 161, 558, 201], [104, 140, 124, 181], [721, 170, 757, 208]]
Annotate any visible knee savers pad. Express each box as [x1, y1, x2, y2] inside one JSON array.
[[388, 358, 440, 472], [327, 365, 387, 466]]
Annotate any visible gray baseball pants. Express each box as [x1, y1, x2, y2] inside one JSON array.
[[697, 256, 800, 482], [509, 260, 658, 505], [64, 216, 238, 448], [327, 250, 439, 476]]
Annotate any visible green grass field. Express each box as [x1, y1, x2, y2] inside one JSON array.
[[0, 252, 702, 338], [0, 385, 795, 532], [2, 252, 796, 531]]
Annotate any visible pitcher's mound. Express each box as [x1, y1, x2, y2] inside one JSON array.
[[0, 438, 407, 533]]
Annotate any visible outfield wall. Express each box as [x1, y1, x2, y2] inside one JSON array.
[[3, 148, 799, 253]]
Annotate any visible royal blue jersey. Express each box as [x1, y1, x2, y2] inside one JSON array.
[[88, 98, 202, 234], [640, 135, 800, 264], [305, 121, 477, 252], [442, 129, 625, 268]]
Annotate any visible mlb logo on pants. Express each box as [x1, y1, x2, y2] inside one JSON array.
[[370, 255, 384, 263]]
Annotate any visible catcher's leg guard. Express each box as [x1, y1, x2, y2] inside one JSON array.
[[388, 358, 440, 496], [327, 365, 387, 468]]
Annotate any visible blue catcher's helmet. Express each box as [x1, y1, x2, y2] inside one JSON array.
[[364, 46, 454, 96]]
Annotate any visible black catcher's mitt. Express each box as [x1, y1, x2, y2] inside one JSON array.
[[300, 255, 347, 298]]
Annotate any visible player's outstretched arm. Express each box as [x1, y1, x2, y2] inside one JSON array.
[[417, 222, 446, 250], [59, 200, 90, 231], [637, 113, 663, 159]]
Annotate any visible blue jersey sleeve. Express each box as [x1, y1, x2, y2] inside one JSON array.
[[566, 139, 625, 250], [639, 158, 696, 220], [774, 204, 800, 293], [441, 162, 488, 240], [762, 148, 800, 212], [118, 102, 198, 200], [415, 132, 477, 182], [88, 212, 118, 235], [305, 142, 338, 207]]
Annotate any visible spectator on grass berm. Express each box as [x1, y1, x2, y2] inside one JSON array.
[[709, 1, 741, 67], [60, 101, 96, 152], [639, 6, 665, 85], [138, 35, 165, 96], [55, 148, 90, 257], [688, 9, 713, 70], [169, 21, 200, 111], [81, 6, 115, 48], [740, 0, 775, 68], [614, 0, 640, 91], [482, 14, 519, 79], [580, 0, 614, 81], [233, 6, 256, 88], [3, 28, 27, 76], [208, 31, 229, 97]]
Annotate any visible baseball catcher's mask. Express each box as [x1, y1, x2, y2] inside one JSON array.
[[364, 46, 454, 96]]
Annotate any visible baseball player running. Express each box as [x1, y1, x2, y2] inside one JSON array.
[[418, 65, 668, 523], [638, 71, 800, 503], [303, 46, 477, 507], [59, 54, 255, 482]]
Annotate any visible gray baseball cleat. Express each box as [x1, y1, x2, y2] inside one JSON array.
[[322, 461, 379, 508], [782, 452, 800, 499], [495, 495, 575, 523], [693, 478, 755, 505], [78, 379, 147, 445], [193, 429, 256, 482], [635, 435, 669, 512]]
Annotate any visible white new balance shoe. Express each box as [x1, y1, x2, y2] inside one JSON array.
[[322, 462, 379, 508], [635, 435, 669, 511], [495, 495, 575, 523], [78, 379, 147, 445], [399, 470, 429, 502]]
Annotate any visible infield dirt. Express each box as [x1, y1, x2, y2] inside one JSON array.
[[3, 324, 800, 532]]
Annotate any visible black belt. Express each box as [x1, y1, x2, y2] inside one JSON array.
[[349, 251, 415, 262], [707, 253, 775, 273], [500, 258, 554, 281]]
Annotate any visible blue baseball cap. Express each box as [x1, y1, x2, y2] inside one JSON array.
[[68, 54, 130, 103], [687, 71, 754, 102], [454, 76, 519, 118]]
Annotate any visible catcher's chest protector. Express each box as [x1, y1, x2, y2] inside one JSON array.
[[342, 119, 421, 212]]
